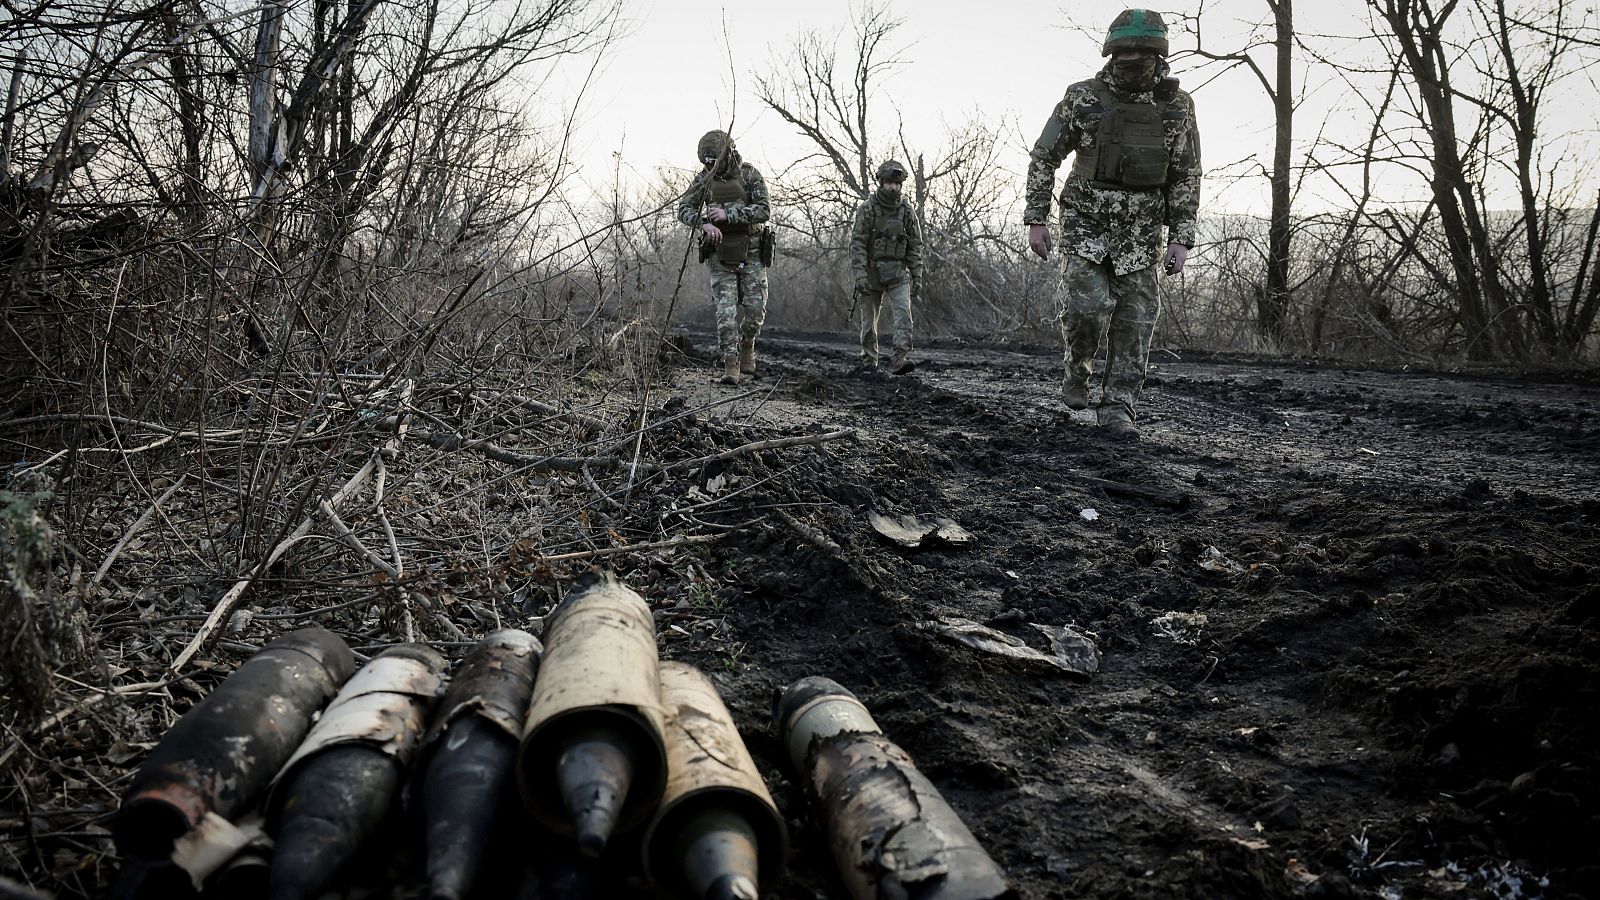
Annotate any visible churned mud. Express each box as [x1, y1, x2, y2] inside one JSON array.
[[6, 329, 1595, 900], [655, 330, 1599, 900]]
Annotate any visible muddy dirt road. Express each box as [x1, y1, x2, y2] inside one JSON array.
[[656, 330, 1599, 900]]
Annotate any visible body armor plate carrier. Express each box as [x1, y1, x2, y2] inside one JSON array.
[[707, 174, 752, 264], [1070, 81, 1177, 191], [867, 203, 910, 288]]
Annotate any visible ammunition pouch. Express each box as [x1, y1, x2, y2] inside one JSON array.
[[873, 206, 910, 260], [716, 225, 751, 265], [758, 228, 775, 266], [871, 259, 908, 288]]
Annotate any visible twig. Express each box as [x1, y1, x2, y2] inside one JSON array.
[[318, 499, 399, 579], [168, 452, 382, 674], [410, 426, 638, 474], [90, 474, 187, 588], [776, 509, 843, 555], [537, 533, 720, 563], [582, 462, 623, 511]]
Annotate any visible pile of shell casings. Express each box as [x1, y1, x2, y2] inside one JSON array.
[[113, 571, 1011, 899]]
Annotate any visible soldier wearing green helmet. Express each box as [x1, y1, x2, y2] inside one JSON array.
[[677, 129, 774, 384], [849, 159, 925, 374], [1024, 8, 1202, 438]]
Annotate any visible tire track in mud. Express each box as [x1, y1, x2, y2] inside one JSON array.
[[662, 331, 1599, 899]]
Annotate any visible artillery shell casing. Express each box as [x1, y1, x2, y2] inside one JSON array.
[[645, 663, 786, 899], [776, 677, 1013, 900], [422, 715, 520, 899], [518, 572, 666, 848], [265, 644, 446, 900], [268, 744, 403, 900], [415, 629, 541, 900], [115, 627, 355, 860]]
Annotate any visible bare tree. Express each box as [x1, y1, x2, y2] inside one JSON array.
[[1178, 0, 1297, 344], [755, 0, 905, 233]]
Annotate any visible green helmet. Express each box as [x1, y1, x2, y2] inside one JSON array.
[[876, 159, 907, 182], [1103, 8, 1169, 57], [697, 130, 733, 165]]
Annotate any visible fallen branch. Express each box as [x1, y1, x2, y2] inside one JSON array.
[[91, 474, 187, 588], [168, 452, 381, 674], [410, 426, 635, 475], [538, 533, 720, 563]]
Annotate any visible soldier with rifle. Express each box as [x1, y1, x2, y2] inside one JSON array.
[[850, 159, 925, 375]]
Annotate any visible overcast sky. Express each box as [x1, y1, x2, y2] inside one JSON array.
[[546, 0, 1596, 219]]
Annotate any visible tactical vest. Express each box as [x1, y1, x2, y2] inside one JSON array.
[[871, 202, 910, 261], [706, 173, 752, 264], [866, 201, 911, 288], [1069, 80, 1177, 191]]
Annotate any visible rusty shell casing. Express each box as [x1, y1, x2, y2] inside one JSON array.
[[115, 627, 355, 860], [266, 643, 446, 826], [415, 629, 542, 900], [415, 628, 542, 776], [517, 572, 667, 839], [644, 662, 786, 898], [775, 677, 1013, 900]]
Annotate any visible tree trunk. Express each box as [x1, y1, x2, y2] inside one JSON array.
[[1260, 0, 1294, 346], [248, 0, 284, 184], [165, 14, 205, 222], [1376, 0, 1520, 360], [1491, 0, 1558, 353]]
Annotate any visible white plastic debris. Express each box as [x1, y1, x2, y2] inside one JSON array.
[[923, 616, 1100, 677], [1079, 508, 1099, 521]]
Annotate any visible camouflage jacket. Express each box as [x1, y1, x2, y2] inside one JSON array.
[[676, 163, 771, 231], [1024, 68, 1201, 275], [850, 194, 925, 286]]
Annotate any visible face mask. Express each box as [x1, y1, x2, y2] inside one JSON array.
[[1112, 55, 1159, 89]]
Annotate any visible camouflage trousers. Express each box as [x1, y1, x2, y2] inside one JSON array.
[[855, 281, 913, 362], [1057, 252, 1161, 423], [708, 257, 768, 359]]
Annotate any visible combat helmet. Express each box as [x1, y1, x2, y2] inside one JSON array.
[[697, 130, 734, 165], [876, 159, 908, 182], [1103, 9, 1169, 57]]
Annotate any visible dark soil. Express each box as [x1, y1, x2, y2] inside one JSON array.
[[6, 330, 1595, 900], [658, 330, 1600, 900]]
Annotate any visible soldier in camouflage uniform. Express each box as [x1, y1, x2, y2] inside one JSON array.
[[1024, 8, 1201, 438], [677, 129, 773, 384], [850, 159, 925, 374]]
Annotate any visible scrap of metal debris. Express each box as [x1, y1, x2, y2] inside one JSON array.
[[924, 616, 1100, 677], [1198, 545, 1244, 575], [867, 510, 974, 550]]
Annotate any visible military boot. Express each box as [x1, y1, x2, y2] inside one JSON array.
[[1062, 380, 1090, 411], [889, 348, 914, 375], [1098, 407, 1140, 439], [738, 339, 757, 376], [719, 356, 741, 385]]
